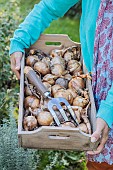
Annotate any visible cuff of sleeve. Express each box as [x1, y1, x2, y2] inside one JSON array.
[[9, 39, 25, 55], [96, 102, 113, 128]]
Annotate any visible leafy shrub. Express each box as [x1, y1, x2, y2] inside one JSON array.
[[37, 150, 86, 170], [0, 0, 21, 88], [0, 0, 22, 122], [0, 104, 38, 170]]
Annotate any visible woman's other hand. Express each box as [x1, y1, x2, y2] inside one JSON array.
[[10, 52, 23, 79], [87, 117, 109, 155]]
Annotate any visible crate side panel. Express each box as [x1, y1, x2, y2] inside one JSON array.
[[18, 56, 25, 134], [20, 131, 90, 150], [19, 127, 98, 151], [30, 34, 80, 53]]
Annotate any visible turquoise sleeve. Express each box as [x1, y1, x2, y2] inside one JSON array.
[[97, 83, 113, 128], [9, 0, 79, 55]]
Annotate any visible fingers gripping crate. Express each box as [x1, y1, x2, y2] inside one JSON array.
[[18, 34, 98, 151]]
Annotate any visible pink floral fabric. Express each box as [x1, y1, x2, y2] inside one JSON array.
[[87, 0, 113, 165]]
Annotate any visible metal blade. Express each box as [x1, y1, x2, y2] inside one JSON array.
[[48, 98, 68, 123], [48, 100, 60, 126], [67, 105, 79, 126], [54, 99, 69, 122], [58, 97, 79, 126]]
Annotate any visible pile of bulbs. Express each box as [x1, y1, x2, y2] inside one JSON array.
[[23, 46, 91, 134]]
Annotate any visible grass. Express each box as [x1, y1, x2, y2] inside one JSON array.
[[44, 17, 80, 42]]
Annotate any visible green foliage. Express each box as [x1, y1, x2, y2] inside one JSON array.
[[0, 0, 22, 121], [0, 0, 21, 87], [0, 88, 19, 121], [0, 104, 38, 170], [37, 150, 87, 170], [20, 0, 40, 16], [44, 17, 80, 42]]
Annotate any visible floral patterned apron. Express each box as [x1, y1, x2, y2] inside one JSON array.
[[87, 0, 113, 165]]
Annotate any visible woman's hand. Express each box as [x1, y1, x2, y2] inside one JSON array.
[[87, 117, 109, 155], [10, 52, 23, 79]]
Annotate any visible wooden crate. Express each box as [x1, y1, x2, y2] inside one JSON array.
[[18, 34, 98, 151]]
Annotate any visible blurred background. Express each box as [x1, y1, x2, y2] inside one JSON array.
[[0, 0, 88, 170]]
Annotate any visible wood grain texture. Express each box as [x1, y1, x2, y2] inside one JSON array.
[[31, 34, 80, 53], [18, 34, 98, 150]]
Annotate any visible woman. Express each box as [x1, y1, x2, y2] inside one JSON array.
[[10, 0, 113, 169]]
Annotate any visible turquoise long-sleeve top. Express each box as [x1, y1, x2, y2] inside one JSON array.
[[10, 0, 113, 128]]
